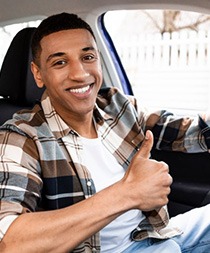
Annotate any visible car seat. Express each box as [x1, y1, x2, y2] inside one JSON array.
[[0, 27, 45, 125]]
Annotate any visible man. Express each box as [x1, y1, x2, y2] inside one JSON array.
[[0, 12, 210, 253]]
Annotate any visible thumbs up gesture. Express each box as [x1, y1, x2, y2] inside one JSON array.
[[122, 130, 172, 212]]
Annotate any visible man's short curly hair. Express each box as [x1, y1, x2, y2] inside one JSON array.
[[31, 12, 96, 66]]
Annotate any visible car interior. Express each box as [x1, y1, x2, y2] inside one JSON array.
[[0, 27, 45, 125], [0, 0, 210, 218]]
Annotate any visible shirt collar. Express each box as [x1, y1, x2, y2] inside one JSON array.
[[40, 90, 110, 139]]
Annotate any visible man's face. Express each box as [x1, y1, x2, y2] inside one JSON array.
[[31, 29, 103, 120]]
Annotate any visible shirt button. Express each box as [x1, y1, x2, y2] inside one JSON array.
[[87, 181, 92, 187]]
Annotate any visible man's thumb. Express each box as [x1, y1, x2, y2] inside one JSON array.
[[137, 130, 154, 159]]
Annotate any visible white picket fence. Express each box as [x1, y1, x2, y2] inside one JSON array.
[[115, 30, 210, 115], [117, 30, 210, 70]]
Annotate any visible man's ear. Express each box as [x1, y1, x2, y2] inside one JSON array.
[[31, 62, 45, 88]]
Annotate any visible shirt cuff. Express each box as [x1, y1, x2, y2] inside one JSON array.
[[0, 215, 18, 241]]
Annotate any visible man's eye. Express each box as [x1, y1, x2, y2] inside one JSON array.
[[53, 60, 66, 66], [83, 55, 95, 61]]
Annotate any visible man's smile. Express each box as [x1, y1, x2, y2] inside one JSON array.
[[65, 83, 95, 98], [69, 84, 92, 94]]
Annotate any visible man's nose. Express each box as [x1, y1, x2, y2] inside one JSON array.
[[68, 62, 89, 81]]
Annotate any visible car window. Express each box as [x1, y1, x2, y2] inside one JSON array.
[[0, 20, 41, 68], [103, 10, 210, 116]]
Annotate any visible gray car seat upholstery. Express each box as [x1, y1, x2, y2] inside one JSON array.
[[0, 27, 45, 125]]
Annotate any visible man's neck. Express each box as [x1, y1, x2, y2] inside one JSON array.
[[67, 114, 97, 139]]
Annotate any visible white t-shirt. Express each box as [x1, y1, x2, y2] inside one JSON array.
[[81, 136, 144, 253]]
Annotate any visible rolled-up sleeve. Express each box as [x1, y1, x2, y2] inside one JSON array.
[[0, 130, 42, 240], [0, 215, 18, 240], [133, 96, 210, 153]]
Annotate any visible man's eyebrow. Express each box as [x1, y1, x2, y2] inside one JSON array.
[[82, 46, 96, 52], [46, 52, 65, 63]]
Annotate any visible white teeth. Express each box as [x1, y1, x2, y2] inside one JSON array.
[[70, 85, 90, 94]]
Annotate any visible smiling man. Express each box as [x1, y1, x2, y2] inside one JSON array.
[[31, 28, 101, 138], [0, 13, 210, 253]]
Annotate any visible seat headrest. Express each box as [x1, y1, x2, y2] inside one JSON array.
[[0, 27, 45, 106]]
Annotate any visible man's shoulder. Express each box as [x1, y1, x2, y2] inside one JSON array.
[[97, 87, 136, 107], [0, 103, 47, 137], [6, 103, 44, 124]]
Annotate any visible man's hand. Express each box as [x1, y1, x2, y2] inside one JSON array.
[[122, 130, 172, 211]]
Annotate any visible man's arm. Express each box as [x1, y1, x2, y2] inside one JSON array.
[[0, 131, 172, 253], [135, 100, 210, 152]]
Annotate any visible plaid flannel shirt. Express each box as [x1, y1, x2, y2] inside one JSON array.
[[0, 87, 209, 252]]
